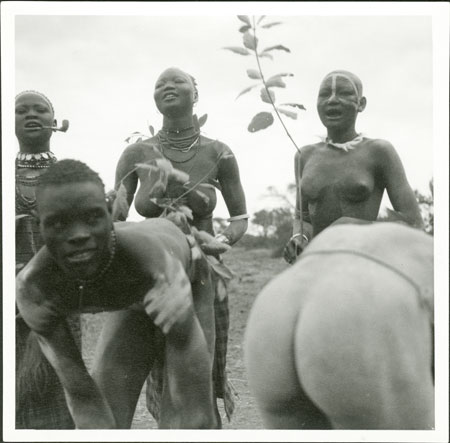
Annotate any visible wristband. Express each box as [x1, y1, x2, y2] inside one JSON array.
[[227, 213, 250, 222], [291, 233, 309, 243]]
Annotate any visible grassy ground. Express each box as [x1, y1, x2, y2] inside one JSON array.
[[81, 246, 289, 429]]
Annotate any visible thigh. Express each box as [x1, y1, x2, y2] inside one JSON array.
[[295, 264, 434, 429], [92, 309, 158, 428]]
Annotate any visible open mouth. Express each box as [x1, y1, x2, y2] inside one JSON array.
[[163, 92, 178, 100], [24, 122, 43, 130], [66, 249, 96, 264], [325, 109, 343, 118]]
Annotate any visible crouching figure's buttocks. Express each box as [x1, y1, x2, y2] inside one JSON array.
[[245, 222, 434, 430]]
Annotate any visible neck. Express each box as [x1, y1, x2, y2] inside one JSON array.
[[162, 114, 195, 132], [19, 140, 51, 154], [327, 126, 358, 143]]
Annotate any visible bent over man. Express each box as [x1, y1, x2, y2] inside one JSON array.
[[16, 159, 218, 429]]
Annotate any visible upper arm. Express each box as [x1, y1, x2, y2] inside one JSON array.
[[115, 144, 140, 198], [376, 140, 423, 227], [217, 144, 247, 216]]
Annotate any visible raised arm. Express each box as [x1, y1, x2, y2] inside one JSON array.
[[16, 277, 116, 428], [114, 144, 140, 221], [377, 140, 424, 229], [217, 147, 248, 245]]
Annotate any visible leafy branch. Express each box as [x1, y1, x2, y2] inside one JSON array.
[[224, 15, 306, 238], [223, 15, 305, 149]]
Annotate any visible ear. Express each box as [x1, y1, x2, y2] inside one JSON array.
[[53, 118, 57, 128], [358, 96, 367, 112], [193, 90, 199, 104]]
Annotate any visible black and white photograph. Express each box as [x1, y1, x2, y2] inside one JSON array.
[[2, 1, 449, 442]]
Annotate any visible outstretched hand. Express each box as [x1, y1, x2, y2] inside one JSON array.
[[143, 253, 193, 335]]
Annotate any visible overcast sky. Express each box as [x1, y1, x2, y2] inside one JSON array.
[[10, 5, 438, 220]]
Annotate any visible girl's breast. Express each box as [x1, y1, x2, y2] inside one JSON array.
[[302, 155, 375, 203]]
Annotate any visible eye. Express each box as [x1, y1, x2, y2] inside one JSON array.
[[85, 211, 103, 225], [45, 218, 64, 230], [36, 106, 50, 113], [15, 107, 27, 115]]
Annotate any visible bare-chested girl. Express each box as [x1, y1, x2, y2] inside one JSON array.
[[284, 70, 423, 263]]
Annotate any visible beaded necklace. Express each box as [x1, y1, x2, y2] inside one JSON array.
[[157, 130, 201, 164], [16, 151, 57, 169]]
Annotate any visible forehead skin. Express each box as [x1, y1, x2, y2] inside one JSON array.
[[16, 92, 54, 113], [320, 71, 363, 98], [37, 182, 106, 219], [155, 67, 194, 87]]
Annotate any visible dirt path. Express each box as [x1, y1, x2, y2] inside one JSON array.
[[81, 247, 288, 429]]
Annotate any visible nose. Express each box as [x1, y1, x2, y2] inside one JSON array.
[[67, 223, 91, 245], [24, 109, 39, 118], [326, 92, 339, 104]]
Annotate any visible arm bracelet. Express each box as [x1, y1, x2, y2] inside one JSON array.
[[291, 233, 309, 243], [227, 213, 250, 222]]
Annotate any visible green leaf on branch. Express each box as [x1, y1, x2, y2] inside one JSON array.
[[258, 52, 273, 61], [223, 46, 251, 56], [247, 69, 262, 80], [257, 15, 266, 24], [170, 168, 190, 184], [236, 84, 258, 99], [265, 77, 286, 88], [277, 107, 298, 119], [198, 113, 208, 127], [260, 87, 276, 104], [237, 15, 251, 25], [280, 102, 306, 110], [267, 73, 294, 82], [112, 183, 129, 221], [243, 31, 258, 50], [262, 45, 291, 54], [239, 24, 251, 33], [248, 112, 274, 132], [261, 21, 283, 29]]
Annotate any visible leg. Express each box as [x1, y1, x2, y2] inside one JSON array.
[[159, 313, 218, 428], [91, 309, 157, 429]]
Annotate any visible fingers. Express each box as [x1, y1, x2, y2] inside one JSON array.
[[143, 257, 194, 335]]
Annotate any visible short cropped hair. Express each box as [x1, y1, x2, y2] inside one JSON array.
[[15, 90, 55, 114], [37, 159, 105, 194]]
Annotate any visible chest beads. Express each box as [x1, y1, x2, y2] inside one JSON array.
[[75, 229, 117, 311], [16, 151, 58, 254], [157, 127, 201, 163]]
